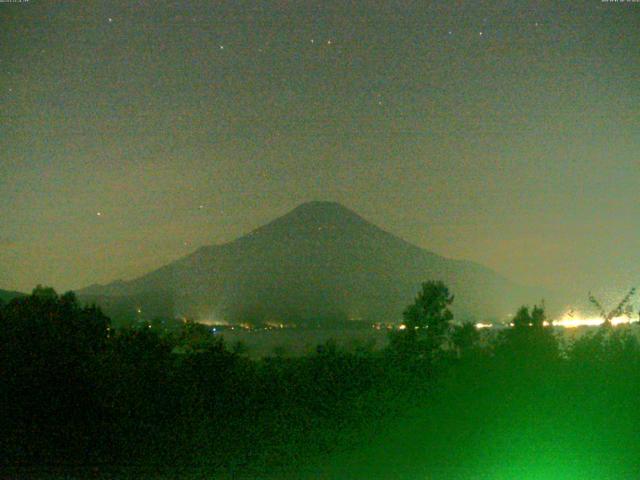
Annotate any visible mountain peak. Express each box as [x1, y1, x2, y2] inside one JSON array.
[[289, 201, 364, 221], [289, 200, 357, 216], [250, 201, 368, 236], [243, 200, 376, 241], [294, 200, 347, 210]]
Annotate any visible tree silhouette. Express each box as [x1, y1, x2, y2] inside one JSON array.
[[451, 321, 481, 357], [512, 304, 546, 329], [391, 281, 454, 361], [588, 287, 636, 326], [496, 303, 559, 367], [0, 286, 111, 464]]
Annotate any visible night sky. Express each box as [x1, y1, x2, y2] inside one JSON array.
[[1, 1, 638, 304]]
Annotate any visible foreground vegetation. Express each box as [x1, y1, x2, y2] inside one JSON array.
[[1, 283, 639, 479]]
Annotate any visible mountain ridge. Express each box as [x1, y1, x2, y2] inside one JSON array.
[[78, 201, 549, 324], [0, 289, 27, 304]]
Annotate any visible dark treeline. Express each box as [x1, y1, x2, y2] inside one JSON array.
[[1, 283, 640, 479]]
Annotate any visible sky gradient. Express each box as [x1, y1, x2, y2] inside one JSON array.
[[1, 0, 638, 306]]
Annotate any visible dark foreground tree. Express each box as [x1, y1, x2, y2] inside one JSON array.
[[451, 321, 481, 358], [0, 286, 110, 464], [390, 281, 454, 362], [495, 303, 559, 367]]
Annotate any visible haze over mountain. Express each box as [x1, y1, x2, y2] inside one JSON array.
[[78, 201, 550, 325]]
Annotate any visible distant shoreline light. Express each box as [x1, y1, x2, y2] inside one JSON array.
[[475, 322, 493, 329], [474, 312, 637, 330], [550, 312, 637, 329]]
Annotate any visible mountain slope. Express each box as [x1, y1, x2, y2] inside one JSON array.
[[0, 289, 26, 304], [78, 201, 546, 325]]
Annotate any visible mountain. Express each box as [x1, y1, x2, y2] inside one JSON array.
[[0, 289, 26, 304], [78, 201, 549, 325]]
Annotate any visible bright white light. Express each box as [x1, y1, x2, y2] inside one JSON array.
[[552, 310, 637, 328], [475, 323, 493, 329]]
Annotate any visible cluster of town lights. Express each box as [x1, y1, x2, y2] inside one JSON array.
[[470, 311, 638, 330], [549, 311, 636, 328]]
